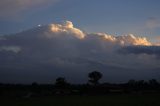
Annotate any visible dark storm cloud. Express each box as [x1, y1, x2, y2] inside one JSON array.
[[118, 46, 160, 56]]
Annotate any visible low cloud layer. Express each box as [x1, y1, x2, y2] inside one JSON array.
[[0, 46, 21, 53], [0, 21, 160, 83], [118, 46, 160, 56]]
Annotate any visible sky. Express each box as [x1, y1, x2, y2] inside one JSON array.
[[0, 0, 160, 40], [0, 0, 160, 83]]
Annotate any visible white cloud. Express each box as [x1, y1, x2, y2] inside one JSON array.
[[94, 33, 152, 46], [50, 21, 85, 39], [48, 21, 153, 46]]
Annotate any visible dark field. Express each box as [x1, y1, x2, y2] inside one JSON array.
[[0, 94, 160, 106]]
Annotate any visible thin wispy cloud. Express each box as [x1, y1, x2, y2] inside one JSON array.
[[146, 17, 160, 30], [0, 0, 59, 18]]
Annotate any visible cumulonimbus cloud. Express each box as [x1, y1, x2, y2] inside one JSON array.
[[0, 21, 160, 83], [0, 20, 155, 47]]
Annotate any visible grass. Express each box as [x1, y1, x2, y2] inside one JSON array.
[[0, 94, 160, 106]]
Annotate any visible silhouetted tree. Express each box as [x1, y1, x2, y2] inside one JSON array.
[[31, 82, 38, 86], [88, 71, 102, 85], [127, 79, 136, 86], [55, 77, 68, 88], [149, 79, 159, 85], [149, 79, 159, 89], [137, 80, 145, 85]]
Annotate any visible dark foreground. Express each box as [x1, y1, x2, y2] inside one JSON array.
[[0, 94, 160, 106]]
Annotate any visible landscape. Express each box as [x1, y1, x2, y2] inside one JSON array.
[[0, 0, 160, 106]]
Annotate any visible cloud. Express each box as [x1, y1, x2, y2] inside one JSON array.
[[0, 21, 160, 83], [50, 21, 85, 39], [151, 36, 160, 46], [146, 17, 160, 29], [0, 46, 21, 53], [0, 0, 58, 18], [94, 33, 152, 46], [118, 46, 160, 56]]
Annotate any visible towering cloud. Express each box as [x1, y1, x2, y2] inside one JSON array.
[[0, 21, 160, 83], [50, 21, 85, 39]]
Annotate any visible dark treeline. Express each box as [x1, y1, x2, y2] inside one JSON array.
[[0, 71, 160, 98]]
